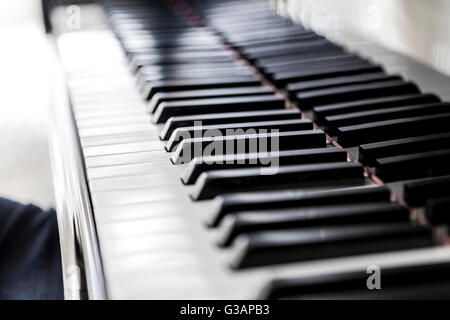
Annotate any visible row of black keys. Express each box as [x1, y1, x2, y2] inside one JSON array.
[[188, 0, 450, 184], [104, 0, 438, 268], [185, 0, 450, 298], [102, 0, 450, 299]]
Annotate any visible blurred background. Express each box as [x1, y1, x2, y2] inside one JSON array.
[[0, 0, 54, 208], [2, 0, 450, 210], [277, 0, 450, 76]]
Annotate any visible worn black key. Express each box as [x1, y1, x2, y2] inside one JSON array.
[[336, 112, 450, 147], [375, 149, 450, 182], [144, 77, 261, 101], [166, 119, 313, 151], [296, 80, 419, 109], [287, 73, 401, 96], [313, 94, 440, 123], [148, 86, 274, 114], [153, 95, 285, 124], [171, 130, 326, 164], [404, 175, 450, 206], [324, 103, 450, 131], [192, 162, 364, 200], [160, 109, 301, 140], [359, 132, 450, 166], [274, 62, 383, 86], [220, 202, 410, 246], [259, 260, 450, 299], [182, 148, 347, 185], [209, 185, 391, 227], [426, 196, 450, 225], [232, 223, 432, 269]]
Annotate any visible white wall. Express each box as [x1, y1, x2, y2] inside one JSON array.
[[0, 0, 55, 208], [278, 0, 450, 76]]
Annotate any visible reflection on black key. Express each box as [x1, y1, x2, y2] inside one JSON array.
[[264, 55, 365, 75], [144, 77, 261, 100], [313, 94, 440, 123], [209, 186, 391, 227], [336, 112, 450, 147], [259, 260, 450, 299], [232, 223, 433, 269], [166, 119, 313, 151], [274, 62, 382, 86], [359, 133, 450, 166], [148, 86, 274, 114], [171, 130, 326, 164], [182, 148, 347, 185], [404, 175, 450, 206], [296, 81, 419, 109], [287, 73, 400, 96], [256, 49, 345, 69], [220, 202, 409, 246], [192, 162, 364, 200], [160, 109, 301, 140], [324, 103, 450, 130], [375, 149, 450, 182], [245, 40, 341, 60], [153, 95, 285, 123]]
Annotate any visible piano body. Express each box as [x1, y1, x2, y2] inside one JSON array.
[[46, 0, 450, 299]]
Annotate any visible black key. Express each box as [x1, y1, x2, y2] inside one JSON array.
[[171, 130, 326, 164], [192, 162, 364, 200], [153, 95, 285, 124], [336, 112, 450, 147], [220, 202, 410, 246], [182, 148, 347, 185], [296, 80, 419, 110], [274, 62, 383, 86], [166, 119, 313, 151], [235, 33, 321, 50], [148, 86, 274, 114], [324, 103, 450, 131], [232, 223, 432, 268], [259, 260, 450, 299], [245, 40, 341, 61], [130, 53, 235, 72], [313, 94, 440, 123], [375, 149, 450, 182], [287, 73, 401, 96], [160, 109, 302, 140], [209, 186, 391, 227], [359, 132, 450, 166], [426, 196, 450, 225], [241, 39, 336, 57], [126, 44, 225, 55], [137, 68, 253, 83], [144, 77, 261, 101], [263, 55, 365, 75], [137, 62, 239, 75], [404, 175, 450, 206], [256, 49, 345, 68]]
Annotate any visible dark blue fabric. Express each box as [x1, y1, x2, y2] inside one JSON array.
[[0, 197, 63, 300]]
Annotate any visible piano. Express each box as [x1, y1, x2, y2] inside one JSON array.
[[46, 0, 450, 299]]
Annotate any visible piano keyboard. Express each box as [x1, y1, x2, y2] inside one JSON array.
[[49, 0, 450, 299]]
